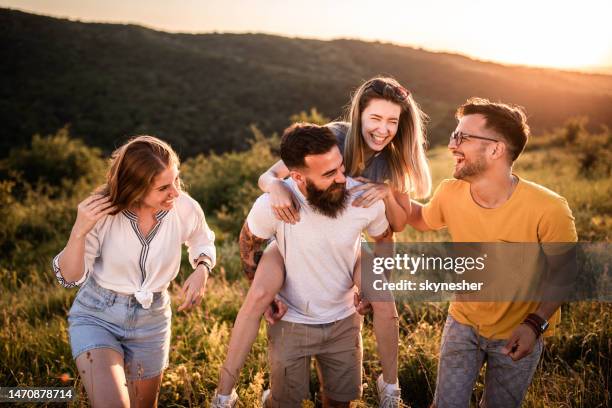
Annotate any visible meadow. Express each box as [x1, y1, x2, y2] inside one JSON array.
[[0, 117, 610, 407]]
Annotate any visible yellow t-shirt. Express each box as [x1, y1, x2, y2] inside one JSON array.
[[422, 176, 577, 339]]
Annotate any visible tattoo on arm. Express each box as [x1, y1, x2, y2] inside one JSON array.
[[239, 222, 267, 281]]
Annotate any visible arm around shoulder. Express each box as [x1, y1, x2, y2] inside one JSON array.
[[258, 160, 290, 193]]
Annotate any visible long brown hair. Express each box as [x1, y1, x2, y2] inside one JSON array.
[[343, 76, 431, 198], [97, 135, 181, 214]]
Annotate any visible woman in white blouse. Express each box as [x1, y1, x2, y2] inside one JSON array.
[[53, 135, 216, 407]]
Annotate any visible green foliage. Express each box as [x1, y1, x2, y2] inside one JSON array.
[[290, 108, 331, 126], [0, 129, 105, 271], [0, 127, 106, 196], [562, 116, 589, 145], [531, 117, 612, 181], [558, 116, 609, 177], [0, 125, 610, 407], [0, 177, 79, 272], [573, 126, 612, 179], [181, 126, 279, 240], [2, 8, 612, 157]]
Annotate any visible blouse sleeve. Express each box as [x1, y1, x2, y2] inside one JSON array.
[[52, 227, 100, 288], [184, 196, 217, 269]]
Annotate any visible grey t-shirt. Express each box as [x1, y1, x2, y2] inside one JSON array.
[[326, 121, 391, 183]]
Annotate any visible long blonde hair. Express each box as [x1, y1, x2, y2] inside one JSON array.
[[343, 76, 431, 198], [97, 135, 181, 214]]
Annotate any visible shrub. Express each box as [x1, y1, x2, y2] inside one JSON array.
[[0, 127, 106, 196], [181, 126, 279, 240]]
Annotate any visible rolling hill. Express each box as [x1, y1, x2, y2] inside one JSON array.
[[1, 8, 611, 157]]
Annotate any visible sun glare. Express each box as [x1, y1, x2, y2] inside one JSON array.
[[383, 0, 612, 70], [2, 0, 611, 70]]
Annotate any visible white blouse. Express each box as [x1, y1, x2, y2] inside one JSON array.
[[53, 191, 216, 308]]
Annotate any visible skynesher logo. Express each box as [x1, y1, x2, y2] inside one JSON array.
[[372, 254, 487, 275]]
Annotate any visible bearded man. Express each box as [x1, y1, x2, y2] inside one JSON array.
[[406, 98, 577, 408], [214, 123, 399, 408]]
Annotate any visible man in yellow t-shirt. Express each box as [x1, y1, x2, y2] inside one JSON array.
[[406, 98, 577, 408]]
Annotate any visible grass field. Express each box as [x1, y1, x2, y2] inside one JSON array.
[[0, 130, 610, 407]]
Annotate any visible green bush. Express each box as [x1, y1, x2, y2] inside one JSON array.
[[181, 126, 279, 240], [290, 108, 331, 125], [0, 127, 106, 196], [562, 116, 588, 145], [575, 127, 612, 179]]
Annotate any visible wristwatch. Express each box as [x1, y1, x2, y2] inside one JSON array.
[[523, 313, 549, 337]]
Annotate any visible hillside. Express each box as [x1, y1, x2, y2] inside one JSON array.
[[2, 8, 612, 157]]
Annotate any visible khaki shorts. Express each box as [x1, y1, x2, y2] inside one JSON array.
[[266, 313, 363, 407]]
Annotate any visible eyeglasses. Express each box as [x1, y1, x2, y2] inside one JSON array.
[[366, 79, 410, 101], [450, 130, 500, 146]]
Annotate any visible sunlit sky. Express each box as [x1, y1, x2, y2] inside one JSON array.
[[3, 0, 612, 72]]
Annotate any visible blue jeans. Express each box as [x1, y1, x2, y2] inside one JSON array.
[[434, 315, 543, 408]]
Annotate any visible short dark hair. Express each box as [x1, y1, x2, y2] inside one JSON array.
[[280, 123, 338, 169], [456, 97, 530, 162]]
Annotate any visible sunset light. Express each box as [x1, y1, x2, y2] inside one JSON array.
[[1, 0, 610, 71]]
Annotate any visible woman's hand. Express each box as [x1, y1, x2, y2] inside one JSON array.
[[178, 266, 209, 312], [72, 194, 116, 238], [269, 179, 301, 224], [349, 177, 392, 208]]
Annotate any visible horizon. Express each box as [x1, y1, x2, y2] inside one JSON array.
[[2, 0, 611, 75]]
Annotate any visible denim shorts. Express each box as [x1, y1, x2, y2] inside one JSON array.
[[68, 278, 172, 380]]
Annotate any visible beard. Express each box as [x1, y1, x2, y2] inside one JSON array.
[[305, 178, 349, 218], [454, 149, 488, 180]]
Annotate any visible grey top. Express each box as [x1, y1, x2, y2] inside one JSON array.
[[326, 121, 390, 183]]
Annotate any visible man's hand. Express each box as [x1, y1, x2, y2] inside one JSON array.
[[263, 297, 288, 324], [501, 323, 538, 361], [354, 291, 373, 315]]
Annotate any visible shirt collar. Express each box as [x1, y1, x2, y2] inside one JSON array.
[[122, 209, 169, 221]]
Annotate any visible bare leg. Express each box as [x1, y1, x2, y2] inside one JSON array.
[[127, 373, 163, 408], [353, 254, 399, 384], [217, 242, 285, 395], [76, 348, 130, 408]]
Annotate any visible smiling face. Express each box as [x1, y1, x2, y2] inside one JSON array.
[[360, 98, 402, 153], [293, 145, 348, 217], [139, 164, 181, 212], [449, 114, 499, 181]]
